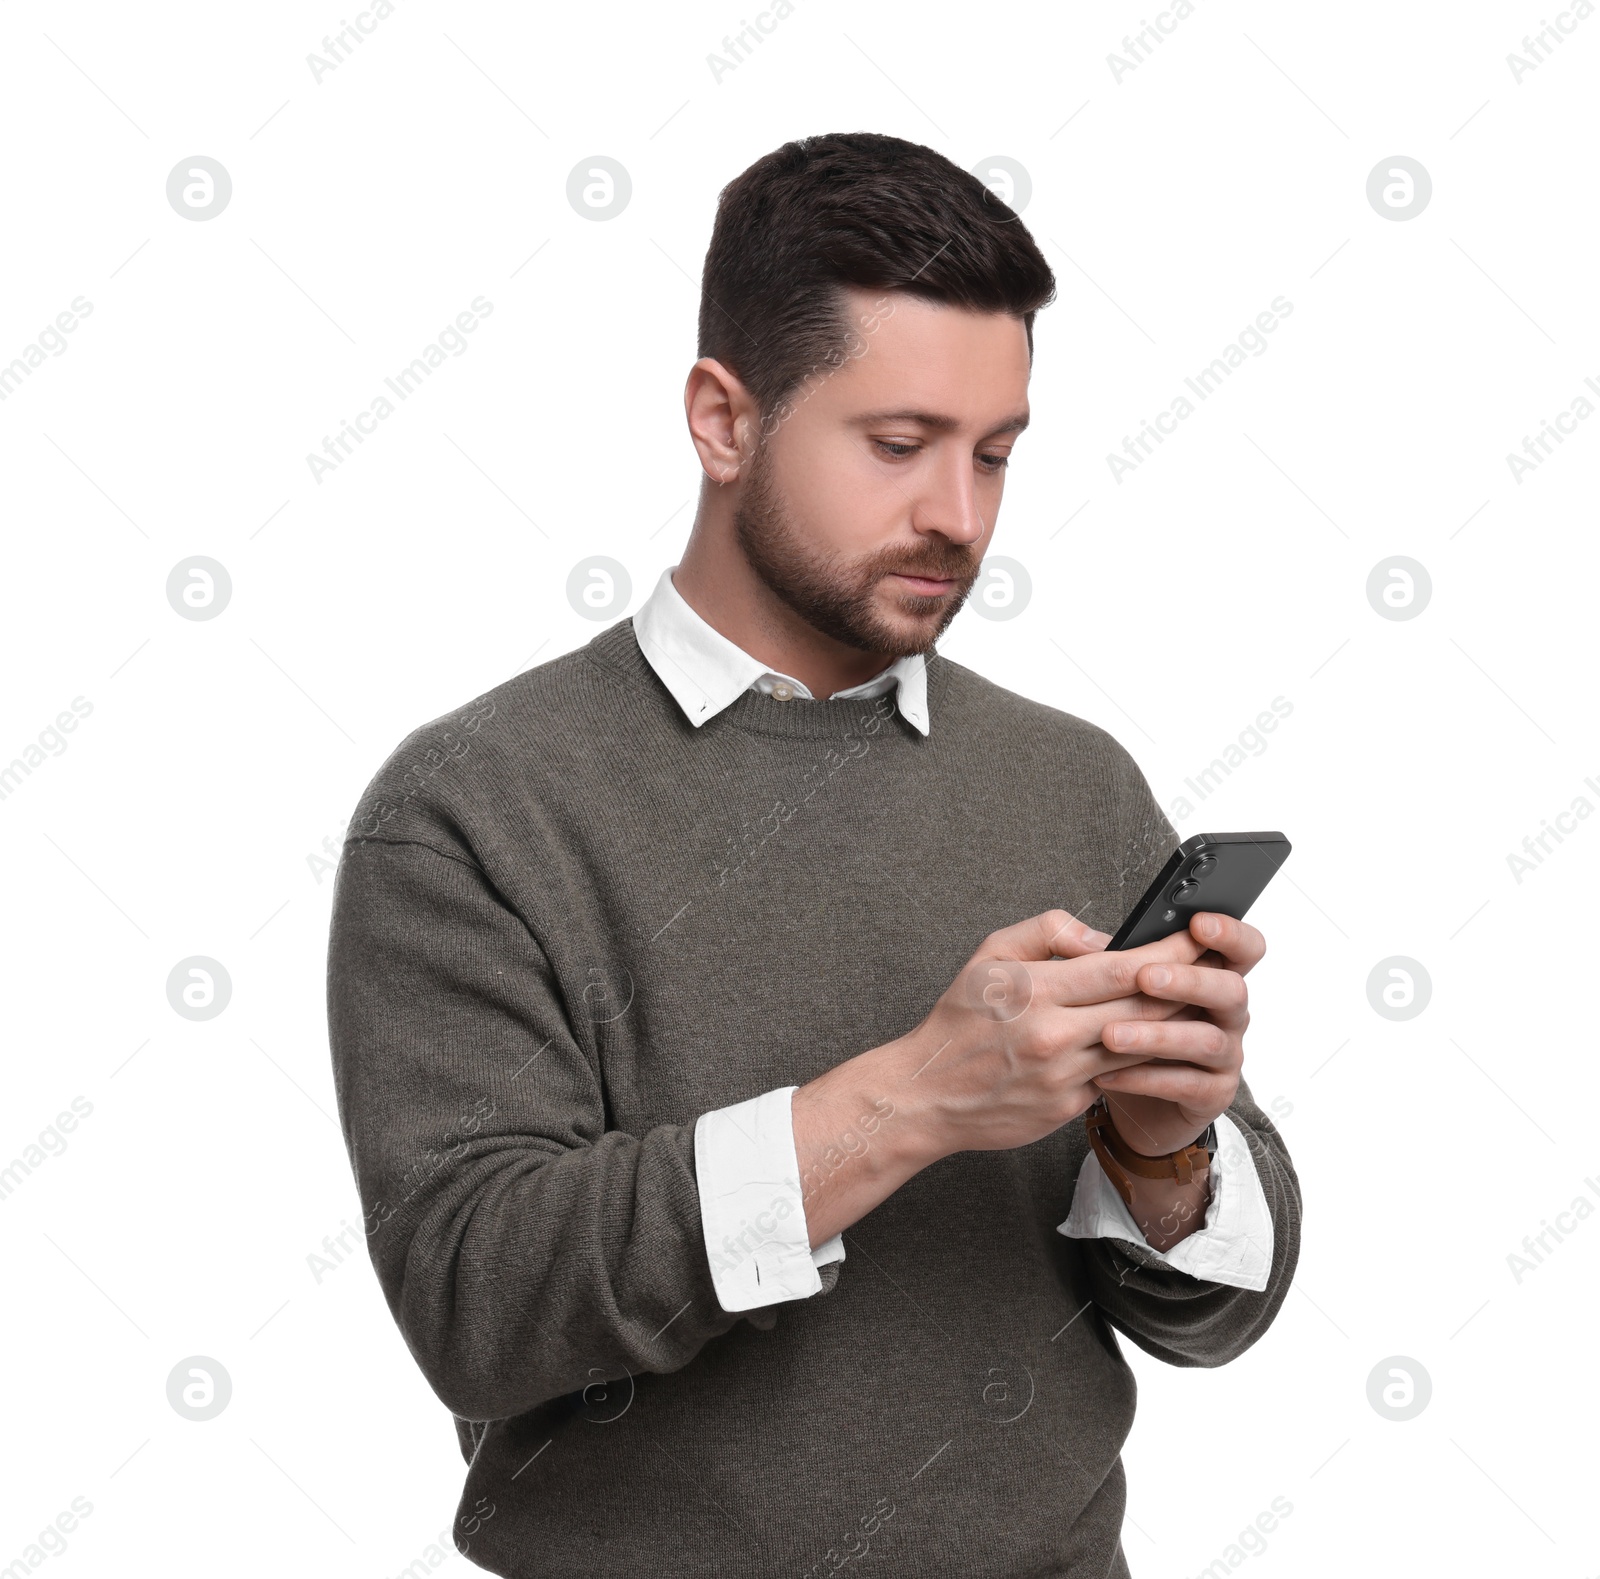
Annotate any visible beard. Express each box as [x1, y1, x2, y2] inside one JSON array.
[[731, 439, 981, 658]]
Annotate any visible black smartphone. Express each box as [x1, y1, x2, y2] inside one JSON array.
[[1107, 831, 1291, 951]]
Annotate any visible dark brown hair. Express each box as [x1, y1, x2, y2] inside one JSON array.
[[697, 132, 1056, 435]]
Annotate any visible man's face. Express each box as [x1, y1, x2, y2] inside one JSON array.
[[732, 285, 1032, 658]]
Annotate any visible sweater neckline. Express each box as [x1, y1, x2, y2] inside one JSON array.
[[584, 617, 949, 741]]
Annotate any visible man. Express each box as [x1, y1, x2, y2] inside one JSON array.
[[327, 130, 1300, 1578]]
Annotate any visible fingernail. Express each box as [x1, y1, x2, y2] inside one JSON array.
[[1084, 927, 1112, 946], [1146, 966, 1171, 988], [1109, 1024, 1136, 1047], [1198, 916, 1220, 940]]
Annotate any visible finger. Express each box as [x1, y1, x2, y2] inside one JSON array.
[[1025, 996, 1189, 1086], [1032, 991, 1190, 1065], [1188, 913, 1266, 974], [1005, 927, 1209, 1007], [975, 909, 1112, 964], [1119, 928, 1211, 968], [1092, 1059, 1235, 1108], [1133, 961, 1248, 1029], [1099, 1016, 1237, 1064], [1034, 936, 1203, 1009]]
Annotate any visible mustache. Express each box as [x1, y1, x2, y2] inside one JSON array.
[[871, 547, 981, 582]]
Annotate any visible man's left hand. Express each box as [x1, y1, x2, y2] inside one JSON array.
[[1091, 911, 1265, 1159]]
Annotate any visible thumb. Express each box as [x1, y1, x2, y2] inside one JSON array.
[[975, 908, 1111, 963]]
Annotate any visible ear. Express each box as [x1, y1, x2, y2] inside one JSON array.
[[685, 357, 760, 485]]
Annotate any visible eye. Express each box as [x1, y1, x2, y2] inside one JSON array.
[[978, 453, 1010, 471], [873, 440, 918, 459]]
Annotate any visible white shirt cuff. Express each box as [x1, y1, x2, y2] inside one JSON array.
[[694, 1085, 844, 1313], [1055, 1111, 1273, 1291]]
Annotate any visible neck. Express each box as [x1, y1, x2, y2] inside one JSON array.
[[673, 509, 898, 698]]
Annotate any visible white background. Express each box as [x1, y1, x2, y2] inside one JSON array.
[[2, 1, 1596, 1574]]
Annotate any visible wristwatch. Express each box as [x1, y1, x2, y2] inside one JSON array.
[[1084, 1097, 1216, 1214]]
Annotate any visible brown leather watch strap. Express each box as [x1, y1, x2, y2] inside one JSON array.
[[1085, 1098, 1212, 1212]]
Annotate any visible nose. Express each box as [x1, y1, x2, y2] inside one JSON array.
[[917, 446, 990, 547]]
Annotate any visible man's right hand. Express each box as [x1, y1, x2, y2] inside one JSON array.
[[790, 909, 1212, 1248], [890, 909, 1212, 1158]]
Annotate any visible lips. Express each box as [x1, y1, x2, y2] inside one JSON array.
[[890, 572, 958, 595]]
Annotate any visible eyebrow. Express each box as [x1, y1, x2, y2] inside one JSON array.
[[849, 407, 1030, 437]]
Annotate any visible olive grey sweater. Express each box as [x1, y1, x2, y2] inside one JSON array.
[[325, 617, 1301, 1578]]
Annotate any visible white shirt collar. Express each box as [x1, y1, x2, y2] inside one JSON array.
[[631, 565, 931, 736]]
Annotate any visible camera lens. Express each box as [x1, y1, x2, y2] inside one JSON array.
[[1191, 855, 1218, 878], [1172, 879, 1201, 902]]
